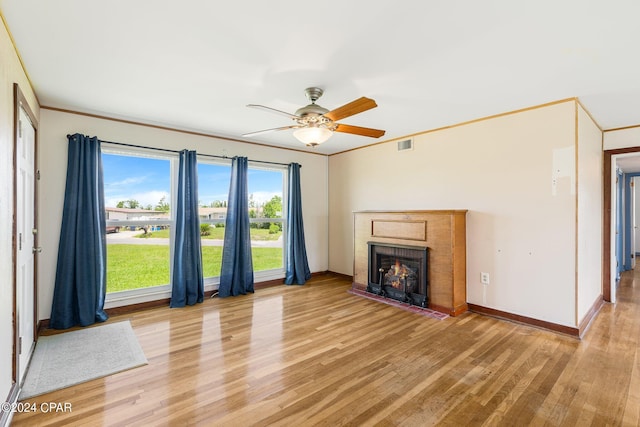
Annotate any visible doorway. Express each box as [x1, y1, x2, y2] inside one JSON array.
[[13, 84, 38, 384], [604, 147, 640, 304]]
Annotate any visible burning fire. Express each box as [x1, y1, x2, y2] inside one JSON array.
[[385, 259, 416, 289], [393, 259, 402, 276]]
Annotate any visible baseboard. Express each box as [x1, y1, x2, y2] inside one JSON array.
[[38, 271, 343, 330], [429, 303, 468, 317], [0, 383, 19, 427], [254, 271, 347, 287], [351, 281, 366, 291], [468, 303, 581, 338], [325, 271, 353, 282], [578, 295, 605, 338]]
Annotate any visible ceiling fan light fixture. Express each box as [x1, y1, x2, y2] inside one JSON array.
[[293, 126, 333, 147], [245, 87, 384, 145]]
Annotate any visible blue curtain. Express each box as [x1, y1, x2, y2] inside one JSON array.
[[219, 157, 254, 297], [50, 134, 108, 329], [170, 150, 204, 307], [285, 163, 311, 285]]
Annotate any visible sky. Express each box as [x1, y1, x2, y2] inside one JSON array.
[[102, 153, 283, 209]]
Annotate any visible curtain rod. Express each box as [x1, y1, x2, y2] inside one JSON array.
[[67, 134, 295, 168]]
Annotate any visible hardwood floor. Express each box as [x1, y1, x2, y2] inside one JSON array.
[[11, 271, 640, 426]]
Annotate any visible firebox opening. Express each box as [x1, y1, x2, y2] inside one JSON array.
[[367, 242, 428, 308]]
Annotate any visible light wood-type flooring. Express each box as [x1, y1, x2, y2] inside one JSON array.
[[11, 271, 640, 426]]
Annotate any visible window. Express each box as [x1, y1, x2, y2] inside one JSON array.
[[197, 161, 230, 279], [103, 148, 287, 299], [247, 166, 285, 275], [198, 161, 285, 282], [102, 149, 173, 294]]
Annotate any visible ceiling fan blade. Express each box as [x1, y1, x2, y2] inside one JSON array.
[[242, 125, 299, 138], [324, 97, 378, 122], [247, 104, 299, 119], [335, 123, 386, 138]]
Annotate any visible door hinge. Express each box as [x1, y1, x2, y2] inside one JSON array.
[[36, 170, 40, 180], [18, 120, 22, 138], [18, 336, 22, 355], [18, 233, 22, 250]]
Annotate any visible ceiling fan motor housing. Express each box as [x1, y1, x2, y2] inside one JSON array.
[[304, 87, 324, 103]]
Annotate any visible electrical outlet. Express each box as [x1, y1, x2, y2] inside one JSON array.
[[480, 272, 490, 285]]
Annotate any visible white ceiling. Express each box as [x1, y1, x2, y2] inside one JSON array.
[[3, 0, 640, 155]]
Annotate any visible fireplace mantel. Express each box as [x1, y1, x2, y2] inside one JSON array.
[[353, 210, 467, 316]]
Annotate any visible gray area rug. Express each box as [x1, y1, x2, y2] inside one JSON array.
[[20, 320, 147, 399]]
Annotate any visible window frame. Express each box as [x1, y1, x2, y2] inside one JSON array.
[[102, 145, 177, 306], [197, 159, 288, 285], [101, 147, 289, 307], [247, 161, 287, 281]]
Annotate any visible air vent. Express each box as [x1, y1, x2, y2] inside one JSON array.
[[397, 138, 413, 151]]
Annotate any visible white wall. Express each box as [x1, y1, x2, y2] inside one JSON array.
[[576, 105, 603, 324], [38, 109, 329, 320], [0, 21, 39, 405], [328, 101, 579, 326], [604, 127, 640, 150]]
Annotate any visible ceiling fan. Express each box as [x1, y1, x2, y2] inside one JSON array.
[[242, 87, 385, 147]]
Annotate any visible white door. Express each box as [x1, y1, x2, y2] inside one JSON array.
[[16, 106, 36, 383]]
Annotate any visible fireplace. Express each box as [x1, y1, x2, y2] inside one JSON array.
[[354, 211, 467, 316], [367, 242, 428, 307]]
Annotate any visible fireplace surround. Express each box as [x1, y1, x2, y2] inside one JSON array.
[[353, 210, 467, 316]]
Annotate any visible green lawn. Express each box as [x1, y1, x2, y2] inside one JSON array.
[[106, 244, 283, 293]]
